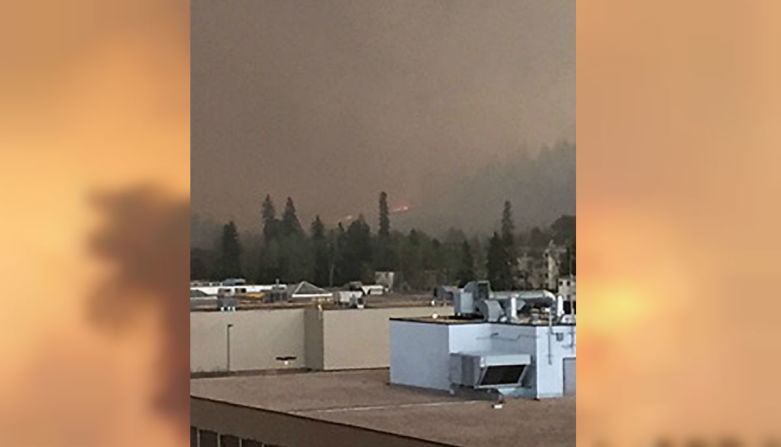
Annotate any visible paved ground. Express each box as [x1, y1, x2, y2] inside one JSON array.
[[191, 368, 575, 447]]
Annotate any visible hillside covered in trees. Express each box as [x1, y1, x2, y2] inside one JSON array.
[[396, 141, 575, 234]]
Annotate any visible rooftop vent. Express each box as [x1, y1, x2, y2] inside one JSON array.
[[450, 353, 531, 389]]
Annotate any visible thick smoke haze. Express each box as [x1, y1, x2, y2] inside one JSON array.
[[192, 0, 574, 239]]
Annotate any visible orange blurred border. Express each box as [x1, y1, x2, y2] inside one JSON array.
[[3, 1, 781, 446], [0, 1, 189, 446], [579, 1, 781, 445]]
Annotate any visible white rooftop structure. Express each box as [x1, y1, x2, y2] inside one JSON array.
[[389, 281, 576, 399]]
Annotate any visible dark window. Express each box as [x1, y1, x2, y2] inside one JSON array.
[[190, 427, 198, 447], [199, 430, 218, 447], [219, 434, 240, 447], [480, 365, 526, 386], [241, 440, 262, 447]]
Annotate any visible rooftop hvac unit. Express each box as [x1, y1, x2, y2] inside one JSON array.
[[449, 353, 531, 389]]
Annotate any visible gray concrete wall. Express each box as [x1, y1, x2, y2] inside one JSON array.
[[191, 309, 307, 373], [304, 307, 324, 370], [389, 320, 451, 390], [320, 306, 452, 370]]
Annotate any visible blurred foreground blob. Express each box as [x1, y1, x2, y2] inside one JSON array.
[[88, 185, 189, 424]]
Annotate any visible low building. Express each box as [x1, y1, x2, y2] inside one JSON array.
[[287, 281, 332, 302], [190, 284, 275, 297], [190, 281, 575, 446], [544, 241, 568, 290], [516, 251, 547, 289], [557, 275, 576, 313], [190, 304, 453, 374], [332, 289, 363, 305], [374, 271, 396, 291], [390, 281, 576, 399], [390, 318, 576, 399]]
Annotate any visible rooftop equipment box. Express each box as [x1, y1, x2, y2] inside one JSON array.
[[449, 353, 531, 389]]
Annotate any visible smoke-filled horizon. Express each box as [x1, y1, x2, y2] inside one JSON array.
[[192, 0, 575, 235]]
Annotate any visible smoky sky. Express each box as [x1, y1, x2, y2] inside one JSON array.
[[192, 0, 574, 232]]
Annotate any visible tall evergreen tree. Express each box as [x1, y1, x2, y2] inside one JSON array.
[[486, 231, 512, 290], [274, 197, 309, 283], [500, 200, 518, 288], [219, 221, 243, 279], [456, 240, 476, 287], [261, 194, 278, 242], [470, 235, 486, 280], [281, 197, 303, 236], [310, 215, 330, 286], [340, 216, 373, 282], [375, 191, 396, 270], [329, 223, 347, 286], [378, 191, 390, 238], [399, 229, 424, 289], [256, 238, 281, 284], [501, 200, 516, 253], [190, 248, 210, 280]]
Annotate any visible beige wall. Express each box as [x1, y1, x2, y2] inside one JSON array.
[[191, 309, 306, 373], [191, 306, 453, 373], [320, 306, 453, 370]]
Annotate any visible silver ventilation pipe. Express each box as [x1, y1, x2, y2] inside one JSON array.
[[508, 296, 519, 323]]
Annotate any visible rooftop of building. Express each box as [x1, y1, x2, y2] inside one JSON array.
[[391, 315, 576, 326], [190, 293, 446, 312], [190, 368, 575, 447]]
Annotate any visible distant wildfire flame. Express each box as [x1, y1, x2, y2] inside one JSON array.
[[338, 204, 409, 223]]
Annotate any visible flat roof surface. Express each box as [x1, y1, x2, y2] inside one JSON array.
[[392, 315, 576, 327], [191, 369, 575, 447], [191, 293, 444, 312]]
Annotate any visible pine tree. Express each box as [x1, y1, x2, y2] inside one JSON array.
[[219, 221, 242, 279], [378, 191, 390, 238], [190, 249, 209, 280], [330, 223, 347, 286], [400, 229, 423, 289], [375, 191, 396, 270], [486, 231, 511, 290], [261, 194, 278, 242], [340, 216, 373, 282], [501, 200, 516, 255], [281, 197, 303, 236], [500, 200, 518, 289], [310, 215, 330, 286], [256, 238, 280, 284], [270, 197, 310, 282], [486, 232, 502, 287], [456, 240, 475, 287]]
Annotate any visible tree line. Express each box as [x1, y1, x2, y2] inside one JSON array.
[[191, 193, 575, 291]]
